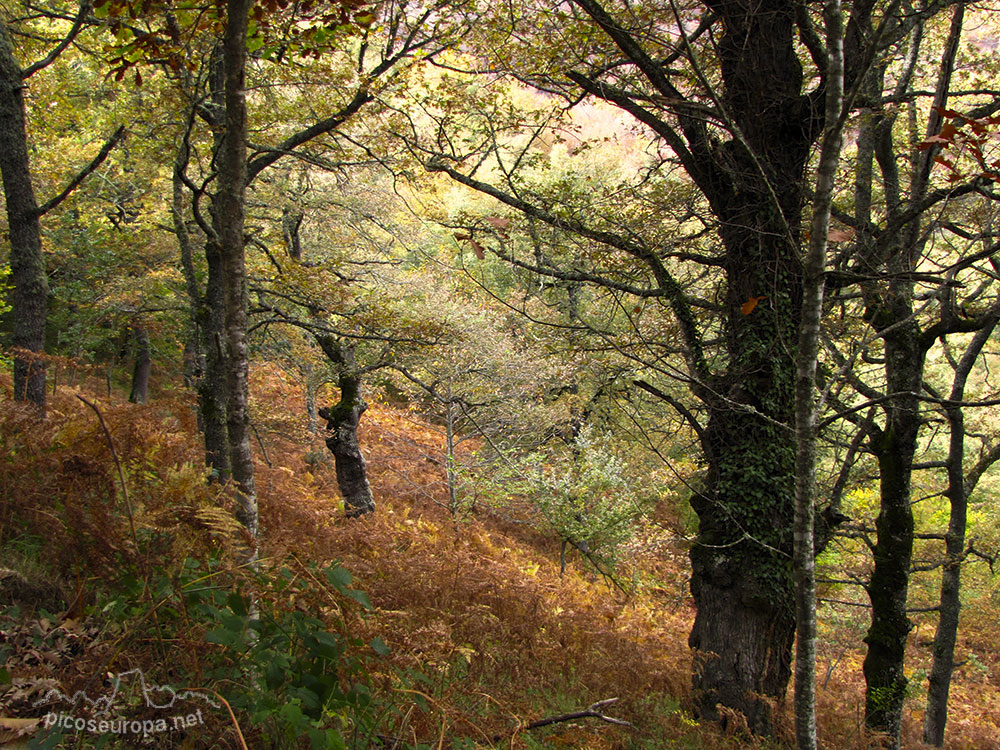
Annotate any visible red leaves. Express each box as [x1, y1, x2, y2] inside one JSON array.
[[919, 107, 1000, 184], [453, 233, 486, 259]]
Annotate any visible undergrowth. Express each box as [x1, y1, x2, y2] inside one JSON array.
[[1, 374, 998, 748]]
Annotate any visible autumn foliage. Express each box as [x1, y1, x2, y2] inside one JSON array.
[[1, 371, 1000, 748]]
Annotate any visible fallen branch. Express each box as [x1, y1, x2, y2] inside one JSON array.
[[494, 697, 635, 742]]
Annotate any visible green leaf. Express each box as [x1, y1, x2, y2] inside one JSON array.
[[227, 592, 249, 617], [324, 565, 352, 591], [370, 637, 390, 656], [279, 701, 306, 728], [204, 627, 239, 648], [345, 589, 372, 610]]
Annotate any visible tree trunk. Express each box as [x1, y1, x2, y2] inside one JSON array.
[[690, 409, 797, 735], [182, 45, 233, 480], [173, 142, 207, 432], [793, 5, 845, 746], [215, 0, 256, 539], [282, 206, 304, 260], [445, 393, 458, 514], [923, 313, 1000, 745], [862, 328, 922, 746], [860, 9, 964, 740], [686, 1, 814, 729], [128, 324, 151, 404], [0, 20, 47, 415], [317, 336, 375, 518], [305, 372, 319, 435]]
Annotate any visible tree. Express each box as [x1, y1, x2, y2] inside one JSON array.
[[405, 0, 904, 732], [820, 5, 1000, 740], [794, 1, 846, 746], [317, 336, 375, 517], [157, 0, 478, 537], [922, 302, 1000, 745], [1, 2, 123, 414]]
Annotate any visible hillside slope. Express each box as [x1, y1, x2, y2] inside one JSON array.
[[1, 376, 998, 748]]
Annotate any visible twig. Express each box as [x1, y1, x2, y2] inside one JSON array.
[[250, 422, 273, 467], [184, 688, 249, 750]]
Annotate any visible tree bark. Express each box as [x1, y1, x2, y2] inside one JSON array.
[[172, 141, 207, 431], [0, 19, 47, 414], [685, 0, 814, 730], [215, 0, 256, 538], [793, 4, 845, 747], [317, 336, 375, 518], [282, 206, 304, 260], [128, 324, 151, 404], [859, 9, 962, 743], [923, 312, 1000, 745], [859, 300, 926, 744]]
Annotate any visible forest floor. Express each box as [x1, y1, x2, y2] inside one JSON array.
[[1, 371, 999, 749]]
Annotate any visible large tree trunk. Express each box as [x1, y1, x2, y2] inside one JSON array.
[[0, 20, 47, 415], [215, 0, 256, 538], [686, 1, 814, 732], [128, 324, 151, 404], [317, 336, 375, 518]]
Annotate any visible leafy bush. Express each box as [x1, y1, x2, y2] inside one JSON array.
[[478, 427, 652, 574], [24, 556, 386, 749]]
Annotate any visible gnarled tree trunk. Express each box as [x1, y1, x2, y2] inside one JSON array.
[[317, 336, 375, 518]]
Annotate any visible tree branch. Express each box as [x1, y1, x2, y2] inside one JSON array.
[[21, 0, 92, 79], [35, 126, 127, 217]]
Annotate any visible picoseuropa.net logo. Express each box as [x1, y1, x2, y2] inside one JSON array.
[[34, 668, 220, 739]]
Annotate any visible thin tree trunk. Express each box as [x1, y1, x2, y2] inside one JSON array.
[[0, 19, 47, 415], [305, 370, 319, 435], [202, 238, 231, 479], [863, 9, 963, 743], [445, 392, 458, 514], [216, 0, 256, 539], [282, 206, 304, 260], [793, 3, 845, 747], [863, 375, 920, 746], [128, 324, 151, 404], [184, 46, 232, 479], [923, 312, 1000, 745], [173, 141, 207, 431], [317, 336, 375, 517]]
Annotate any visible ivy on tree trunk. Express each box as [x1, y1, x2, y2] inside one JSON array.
[[317, 335, 375, 518]]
